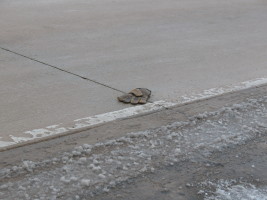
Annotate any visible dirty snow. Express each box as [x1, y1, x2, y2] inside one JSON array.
[[0, 96, 267, 199], [1, 101, 174, 148], [181, 78, 267, 103], [202, 180, 267, 200]]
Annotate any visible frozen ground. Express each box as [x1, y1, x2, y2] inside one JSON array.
[[0, 93, 266, 199]]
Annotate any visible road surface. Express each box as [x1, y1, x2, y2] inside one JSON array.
[[1, 0, 267, 147], [0, 84, 267, 200]]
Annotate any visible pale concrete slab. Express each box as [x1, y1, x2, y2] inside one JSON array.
[[1, 0, 267, 102], [0, 49, 129, 143]]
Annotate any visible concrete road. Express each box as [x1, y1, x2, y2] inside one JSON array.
[[0, 49, 129, 143], [1, 0, 267, 145]]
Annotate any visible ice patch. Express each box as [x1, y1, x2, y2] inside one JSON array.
[[180, 78, 267, 103], [204, 181, 267, 200], [0, 138, 15, 147]]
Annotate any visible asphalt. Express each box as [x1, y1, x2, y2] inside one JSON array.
[[1, 0, 267, 145]]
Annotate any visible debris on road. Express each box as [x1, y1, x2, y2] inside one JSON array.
[[117, 88, 151, 105]]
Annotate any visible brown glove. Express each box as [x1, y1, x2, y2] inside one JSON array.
[[117, 88, 151, 105]]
